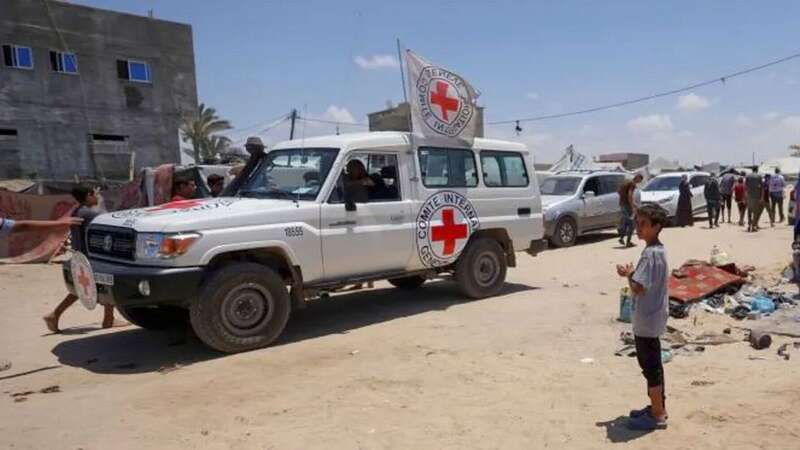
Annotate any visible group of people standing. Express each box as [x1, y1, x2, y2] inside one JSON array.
[[676, 168, 788, 232]]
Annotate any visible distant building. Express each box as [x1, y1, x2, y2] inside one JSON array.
[[0, 0, 198, 179], [596, 152, 649, 171], [368, 102, 485, 138]]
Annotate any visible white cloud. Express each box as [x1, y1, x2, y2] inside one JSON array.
[[526, 92, 540, 101], [763, 111, 781, 121], [353, 54, 399, 70], [676, 93, 710, 111], [735, 114, 755, 128], [626, 114, 674, 133], [321, 105, 356, 124], [780, 115, 800, 132]]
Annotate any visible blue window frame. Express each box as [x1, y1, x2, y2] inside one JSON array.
[[2, 44, 34, 69], [128, 61, 151, 82], [49, 51, 78, 74]]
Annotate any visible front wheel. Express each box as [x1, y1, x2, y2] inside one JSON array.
[[455, 238, 507, 299], [551, 217, 577, 247], [190, 263, 291, 353]]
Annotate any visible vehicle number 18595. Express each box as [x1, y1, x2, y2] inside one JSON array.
[[284, 226, 303, 237]]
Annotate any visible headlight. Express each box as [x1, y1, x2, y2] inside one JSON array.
[[136, 232, 201, 260]]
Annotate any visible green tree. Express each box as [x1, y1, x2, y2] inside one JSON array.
[[180, 103, 233, 163]]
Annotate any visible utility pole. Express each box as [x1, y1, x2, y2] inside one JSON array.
[[289, 109, 297, 140]]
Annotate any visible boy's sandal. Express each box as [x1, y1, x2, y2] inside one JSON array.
[[629, 405, 669, 420], [627, 412, 668, 431]]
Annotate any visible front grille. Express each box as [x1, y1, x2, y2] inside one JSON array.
[[87, 225, 136, 260]]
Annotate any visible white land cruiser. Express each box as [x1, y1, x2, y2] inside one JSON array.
[[64, 132, 545, 353]]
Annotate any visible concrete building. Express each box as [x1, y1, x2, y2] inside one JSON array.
[[0, 0, 197, 179], [368, 102, 485, 137], [596, 152, 649, 171]]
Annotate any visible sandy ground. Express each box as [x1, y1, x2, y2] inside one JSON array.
[[1, 217, 798, 449]]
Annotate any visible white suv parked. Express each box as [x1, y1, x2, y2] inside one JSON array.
[[640, 171, 710, 222], [64, 132, 545, 353]]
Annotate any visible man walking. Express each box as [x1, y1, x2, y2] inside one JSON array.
[[719, 171, 735, 223], [704, 174, 721, 228], [769, 168, 786, 224], [745, 168, 764, 232]]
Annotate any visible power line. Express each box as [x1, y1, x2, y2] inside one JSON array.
[[487, 50, 800, 125], [225, 112, 292, 137], [296, 115, 369, 127]]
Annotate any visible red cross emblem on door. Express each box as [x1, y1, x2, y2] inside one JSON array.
[[430, 81, 459, 122], [431, 209, 468, 256]]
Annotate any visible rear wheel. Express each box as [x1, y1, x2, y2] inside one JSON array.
[[388, 275, 426, 290], [455, 238, 507, 299], [551, 217, 577, 247], [117, 305, 188, 330], [190, 263, 291, 353]]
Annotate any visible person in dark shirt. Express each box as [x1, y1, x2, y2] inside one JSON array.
[[207, 174, 225, 197], [43, 184, 125, 333], [703, 174, 721, 228]]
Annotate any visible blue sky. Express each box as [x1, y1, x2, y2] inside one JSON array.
[[74, 0, 800, 164]]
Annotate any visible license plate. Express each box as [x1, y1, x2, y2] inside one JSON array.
[[94, 272, 114, 286]]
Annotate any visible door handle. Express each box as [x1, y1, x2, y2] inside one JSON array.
[[389, 215, 404, 222], [329, 220, 356, 227], [517, 207, 531, 216]]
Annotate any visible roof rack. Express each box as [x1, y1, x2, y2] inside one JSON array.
[[554, 169, 607, 174]]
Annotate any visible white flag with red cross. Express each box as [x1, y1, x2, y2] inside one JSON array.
[[405, 50, 480, 147]]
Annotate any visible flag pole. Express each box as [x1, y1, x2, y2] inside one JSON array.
[[396, 38, 419, 186], [396, 38, 412, 133]]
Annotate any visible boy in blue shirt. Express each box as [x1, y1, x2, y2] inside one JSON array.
[[616, 204, 670, 430]]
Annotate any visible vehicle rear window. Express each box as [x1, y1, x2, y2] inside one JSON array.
[[480, 151, 529, 187], [418, 147, 478, 188]]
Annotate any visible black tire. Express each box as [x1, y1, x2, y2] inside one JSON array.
[[388, 275, 426, 290], [455, 238, 507, 299], [551, 217, 577, 247], [190, 263, 291, 353], [117, 305, 188, 330]]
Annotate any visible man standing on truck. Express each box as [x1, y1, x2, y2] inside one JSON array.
[[43, 184, 126, 333]]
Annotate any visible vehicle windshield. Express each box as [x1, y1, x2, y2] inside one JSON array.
[[643, 176, 682, 191], [236, 148, 339, 200], [539, 176, 581, 195]]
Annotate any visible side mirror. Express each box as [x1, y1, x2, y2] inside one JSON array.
[[583, 190, 596, 199]]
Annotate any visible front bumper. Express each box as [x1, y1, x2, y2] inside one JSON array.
[[63, 258, 205, 308]]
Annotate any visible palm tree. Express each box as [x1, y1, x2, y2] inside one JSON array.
[[180, 103, 233, 163], [205, 134, 232, 161]]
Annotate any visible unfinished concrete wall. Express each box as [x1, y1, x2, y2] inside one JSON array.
[[0, 0, 198, 179]]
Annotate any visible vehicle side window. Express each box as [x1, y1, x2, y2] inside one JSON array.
[[599, 175, 624, 195], [329, 153, 401, 203], [691, 175, 708, 188], [583, 177, 599, 195], [418, 147, 478, 188], [480, 151, 530, 187]]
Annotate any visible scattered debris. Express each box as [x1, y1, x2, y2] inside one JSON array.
[[691, 380, 715, 387], [777, 343, 791, 360], [749, 331, 772, 350], [349, 350, 360, 356], [580, 357, 594, 364], [0, 360, 11, 373], [39, 385, 60, 394]]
